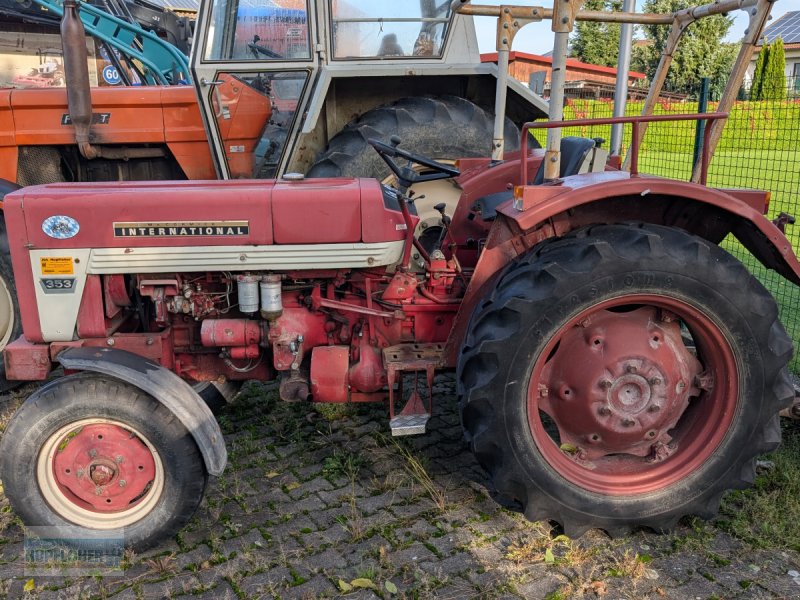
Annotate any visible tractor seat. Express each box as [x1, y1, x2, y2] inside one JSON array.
[[472, 136, 597, 221], [531, 136, 597, 184]]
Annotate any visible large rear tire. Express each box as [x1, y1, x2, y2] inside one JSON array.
[[458, 223, 793, 536], [0, 373, 208, 551]]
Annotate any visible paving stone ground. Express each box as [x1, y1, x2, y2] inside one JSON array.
[[1, 377, 799, 599]]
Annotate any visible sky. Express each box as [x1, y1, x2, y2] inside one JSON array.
[[472, 0, 751, 56]]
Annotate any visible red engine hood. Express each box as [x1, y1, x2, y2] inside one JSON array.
[[3, 177, 408, 249]]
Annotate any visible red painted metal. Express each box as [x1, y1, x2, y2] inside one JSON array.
[[310, 346, 350, 402], [503, 174, 800, 283], [536, 306, 702, 461], [526, 295, 737, 495], [3, 336, 52, 380], [200, 319, 261, 348], [76, 275, 107, 339], [229, 345, 260, 360], [384, 344, 442, 420], [360, 178, 415, 244], [103, 274, 131, 319], [519, 112, 729, 184], [348, 328, 386, 393], [52, 423, 157, 512], [272, 179, 362, 244]]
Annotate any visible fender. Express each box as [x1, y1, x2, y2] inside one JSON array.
[[58, 346, 227, 476], [502, 172, 800, 284]]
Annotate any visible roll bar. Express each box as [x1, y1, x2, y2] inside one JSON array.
[[451, 0, 776, 183]]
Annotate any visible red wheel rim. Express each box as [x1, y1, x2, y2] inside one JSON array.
[[37, 418, 164, 528], [51, 423, 156, 512], [527, 295, 738, 496]]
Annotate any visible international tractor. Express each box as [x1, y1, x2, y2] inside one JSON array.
[[0, 0, 552, 394], [0, 0, 796, 551]]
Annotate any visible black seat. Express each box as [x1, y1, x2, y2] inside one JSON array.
[[472, 137, 597, 221], [531, 136, 597, 185]]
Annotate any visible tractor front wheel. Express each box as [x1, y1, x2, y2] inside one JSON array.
[[0, 373, 207, 551], [458, 223, 793, 536]]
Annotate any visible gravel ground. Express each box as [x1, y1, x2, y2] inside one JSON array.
[[1, 376, 799, 600]]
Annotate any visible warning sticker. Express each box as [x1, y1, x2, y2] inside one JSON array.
[[40, 257, 74, 275]]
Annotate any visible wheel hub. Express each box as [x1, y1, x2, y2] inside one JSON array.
[[538, 307, 703, 461], [51, 423, 156, 512]]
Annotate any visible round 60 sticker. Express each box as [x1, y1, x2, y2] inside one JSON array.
[[102, 64, 121, 85]]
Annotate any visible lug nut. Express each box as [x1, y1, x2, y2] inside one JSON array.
[[626, 365, 637, 374], [621, 418, 635, 427], [649, 377, 662, 385], [598, 406, 611, 416], [648, 404, 661, 413], [599, 380, 612, 389]]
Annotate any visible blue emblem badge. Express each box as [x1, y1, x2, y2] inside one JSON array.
[[42, 216, 80, 240]]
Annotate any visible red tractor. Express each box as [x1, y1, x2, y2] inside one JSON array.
[[0, 0, 795, 550]]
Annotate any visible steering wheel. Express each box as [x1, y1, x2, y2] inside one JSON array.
[[248, 36, 284, 60], [368, 136, 460, 191]]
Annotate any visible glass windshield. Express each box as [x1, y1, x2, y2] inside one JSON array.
[[205, 0, 311, 61], [329, 0, 451, 59]]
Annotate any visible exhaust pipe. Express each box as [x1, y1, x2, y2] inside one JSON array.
[[61, 0, 100, 160]]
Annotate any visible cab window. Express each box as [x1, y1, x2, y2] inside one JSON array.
[[205, 0, 311, 61], [329, 0, 451, 59]]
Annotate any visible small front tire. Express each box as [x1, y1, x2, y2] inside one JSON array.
[[0, 373, 208, 551]]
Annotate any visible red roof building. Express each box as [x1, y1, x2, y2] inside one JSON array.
[[481, 51, 646, 91]]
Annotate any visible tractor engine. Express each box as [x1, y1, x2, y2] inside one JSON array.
[[135, 263, 462, 403]]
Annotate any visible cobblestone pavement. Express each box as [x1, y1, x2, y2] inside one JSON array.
[[1, 377, 799, 599]]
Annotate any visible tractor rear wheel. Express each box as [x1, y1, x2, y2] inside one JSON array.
[[307, 96, 521, 240], [458, 223, 793, 536], [0, 373, 207, 551]]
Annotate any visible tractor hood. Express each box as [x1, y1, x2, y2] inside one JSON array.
[[3, 177, 409, 250]]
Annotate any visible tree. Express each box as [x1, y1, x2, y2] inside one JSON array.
[[632, 0, 738, 98], [761, 37, 787, 100], [750, 42, 769, 99], [570, 0, 623, 67]]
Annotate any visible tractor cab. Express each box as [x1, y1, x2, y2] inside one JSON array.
[[190, 0, 548, 180]]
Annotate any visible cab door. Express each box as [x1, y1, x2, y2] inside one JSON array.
[[191, 0, 319, 179]]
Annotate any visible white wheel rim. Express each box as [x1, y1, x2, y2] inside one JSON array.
[[36, 418, 165, 529]]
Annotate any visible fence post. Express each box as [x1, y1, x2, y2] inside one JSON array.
[[692, 77, 710, 177]]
